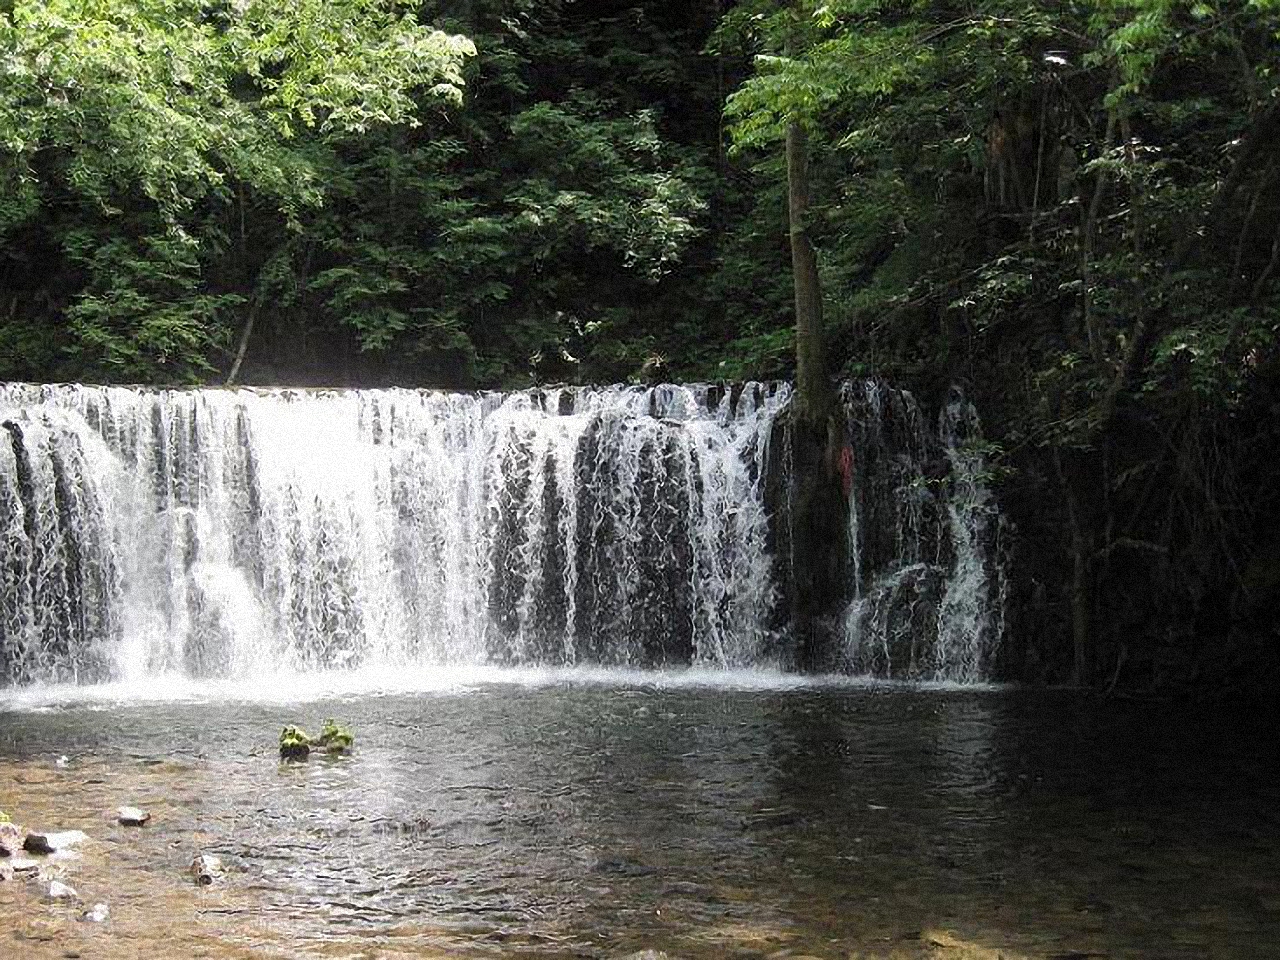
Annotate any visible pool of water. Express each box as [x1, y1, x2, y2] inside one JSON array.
[[2, 673, 1278, 958]]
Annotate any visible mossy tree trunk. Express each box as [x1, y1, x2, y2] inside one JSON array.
[[786, 119, 848, 669]]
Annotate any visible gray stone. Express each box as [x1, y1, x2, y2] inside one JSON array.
[[0, 821, 21, 857], [46, 879, 78, 901], [118, 806, 150, 826], [190, 853, 222, 886], [8, 857, 41, 878], [22, 830, 87, 855], [81, 903, 110, 923]]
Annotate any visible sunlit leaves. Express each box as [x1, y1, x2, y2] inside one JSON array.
[[508, 103, 705, 280], [227, 0, 475, 135], [0, 0, 474, 224], [0, 0, 474, 380]]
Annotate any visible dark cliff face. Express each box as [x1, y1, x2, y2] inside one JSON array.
[[752, 381, 1009, 680]]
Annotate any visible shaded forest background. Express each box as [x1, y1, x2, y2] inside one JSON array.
[[3, 0, 1279, 695]]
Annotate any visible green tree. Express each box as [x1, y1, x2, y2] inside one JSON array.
[[721, 0, 1280, 687], [0, 0, 473, 381], [231, 0, 719, 388], [716, 2, 854, 667]]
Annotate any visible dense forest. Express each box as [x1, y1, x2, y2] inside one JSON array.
[[2, 0, 1278, 695]]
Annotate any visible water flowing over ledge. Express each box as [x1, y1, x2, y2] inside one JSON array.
[[0, 381, 1005, 689]]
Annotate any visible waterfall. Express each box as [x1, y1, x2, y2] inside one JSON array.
[[0, 381, 1004, 686], [840, 383, 1006, 681]]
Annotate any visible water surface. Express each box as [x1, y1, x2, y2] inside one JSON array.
[[2, 675, 1276, 958]]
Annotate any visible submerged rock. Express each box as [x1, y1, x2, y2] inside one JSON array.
[[118, 806, 151, 826], [81, 903, 110, 923], [190, 853, 222, 886], [740, 809, 801, 830], [50, 830, 88, 849], [593, 858, 657, 877], [24, 830, 88, 855], [46, 879, 78, 901], [922, 930, 1010, 958]]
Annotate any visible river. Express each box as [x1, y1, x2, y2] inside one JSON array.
[[2, 672, 1276, 959]]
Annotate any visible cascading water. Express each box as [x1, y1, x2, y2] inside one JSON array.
[[839, 383, 1006, 682], [0, 380, 1005, 687]]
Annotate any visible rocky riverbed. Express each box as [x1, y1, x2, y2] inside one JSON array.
[[1, 753, 1027, 960], [3, 682, 1278, 959], [0, 758, 285, 959]]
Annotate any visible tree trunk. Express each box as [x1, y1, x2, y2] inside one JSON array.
[[788, 121, 828, 421], [785, 120, 847, 670], [1056, 450, 1092, 686], [1069, 526, 1091, 686], [1080, 105, 1118, 366]]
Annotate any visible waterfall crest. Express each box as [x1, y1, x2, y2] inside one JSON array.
[[0, 381, 1004, 685]]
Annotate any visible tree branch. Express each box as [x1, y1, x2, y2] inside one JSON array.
[[225, 300, 259, 387], [1097, 97, 1280, 425]]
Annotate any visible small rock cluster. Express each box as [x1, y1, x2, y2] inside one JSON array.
[[0, 796, 207, 925], [4, 727, 353, 922], [1, 809, 94, 908], [279, 718, 355, 761]]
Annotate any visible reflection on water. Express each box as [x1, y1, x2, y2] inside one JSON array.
[[1, 681, 1278, 959]]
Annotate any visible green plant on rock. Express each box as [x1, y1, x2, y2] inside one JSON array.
[[317, 718, 355, 755], [279, 725, 313, 761], [279, 719, 354, 760]]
